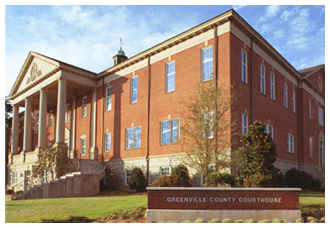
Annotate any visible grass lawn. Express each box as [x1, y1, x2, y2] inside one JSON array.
[[299, 190, 325, 205]]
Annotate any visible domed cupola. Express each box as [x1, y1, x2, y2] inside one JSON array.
[[113, 39, 128, 65]]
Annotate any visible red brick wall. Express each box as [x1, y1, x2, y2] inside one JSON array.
[[148, 188, 300, 210]]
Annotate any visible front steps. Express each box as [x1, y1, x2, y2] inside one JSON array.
[[14, 160, 105, 200]]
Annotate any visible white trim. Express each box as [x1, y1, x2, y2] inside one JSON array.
[[270, 71, 275, 100], [165, 61, 175, 93], [82, 96, 87, 117], [65, 103, 70, 123], [105, 86, 112, 111], [125, 169, 132, 185], [130, 76, 138, 104], [260, 64, 266, 95], [160, 166, 172, 176], [318, 106, 323, 126], [105, 132, 111, 152], [201, 45, 213, 82], [241, 48, 248, 84]]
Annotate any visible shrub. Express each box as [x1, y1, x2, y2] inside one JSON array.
[[152, 175, 185, 187], [222, 218, 233, 223], [128, 167, 146, 192], [193, 218, 204, 223], [300, 204, 325, 217], [257, 219, 270, 223], [5, 189, 14, 194], [270, 218, 281, 223], [208, 218, 220, 223], [171, 164, 191, 187], [205, 171, 236, 187], [244, 219, 254, 223], [41, 215, 93, 223], [103, 207, 146, 221], [285, 168, 322, 191]]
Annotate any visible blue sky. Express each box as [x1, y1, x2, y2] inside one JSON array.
[[3, 3, 326, 96]]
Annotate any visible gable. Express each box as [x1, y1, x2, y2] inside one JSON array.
[[305, 69, 325, 96]]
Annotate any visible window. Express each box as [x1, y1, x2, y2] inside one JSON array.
[[242, 114, 248, 135], [126, 126, 141, 149], [292, 89, 295, 113], [12, 172, 17, 184], [270, 72, 275, 100], [49, 111, 53, 128], [284, 82, 288, 108], [166, 61, 175, 92], [264, 123, 274, 139], [320, 141, 324, 165], [81, 137, 86, 155], [65, 104, 70, 123], [35, 116, 39, 134], [105, 132, 111, 151], [287, 133, 294, 153], [82, 97, 87, 117], [161, 118, 180, 145], [202, 111, 213, 138], [131, 76, 138, 103], [309, 137, 313, 157], [309, 98, 312, 119], [318, 106, 323, 126], [201, 175, 205, 186], [125, 170, 131, 185], [201, 46, 213, 81], [260, 65, 266, 95], [106, 87, 112, 111], [160, 166, 171, 176], [241, 49, 248, 83]]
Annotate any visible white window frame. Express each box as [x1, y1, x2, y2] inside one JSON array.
[[318, 106, 323, 126], [241, 49, 248, 83], [287, 133, 294, 153], [82, 96, 87, 117], [81, 137, 86, 155], [65, 104, 70, 123], [125, 170, 132, 185], [284, 82, 288, 108], [242, 114, 248, 135], [49, 111, 53, 128], [166, 61, 175, 92], [292, 89, 295, 113], [160, 166, 172, 176], [270, 72, 275, 100], [126, 126, 141, 149], [264, 123, 274, 140], [35, 116, 39, 134], [201, 46, 213, 82], [130, 76, 138, 104], [106, 87, 112, 111], [260, 64, 266, 95], [161, 118, 180, 145], [309, 137, 313, 157], [105, 132, 111, 152], [309, 98, 312, 119], [12, 172, 17, 184]]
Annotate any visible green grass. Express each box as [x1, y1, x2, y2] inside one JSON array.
[[299, 190, 325, 205], [5, 194, 147, 223]]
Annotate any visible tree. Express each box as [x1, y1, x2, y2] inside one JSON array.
[[179, 82, 238, 177], [128, 167, 147, 192], [236, 120, 284, 187], [32, 144, 70, 181], [5, 96, 13, 128], [171, 164, 191, 187]]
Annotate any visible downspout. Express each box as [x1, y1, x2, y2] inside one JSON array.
[[146, 56, 151, 186], [213, 25, 219, 171], [101, 77, 105, 162], [250, 37, 254, 124], [297, 83, 300, 170]]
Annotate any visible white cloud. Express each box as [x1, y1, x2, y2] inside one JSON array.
[[259, 24, 272, 34], [290, 8, 314, 34], [273, 30, 284, 39], [233, 5, 247, 11], [286, 37, 308, 51], [280, 10, 293, 21], [258, 5, 281, 23]]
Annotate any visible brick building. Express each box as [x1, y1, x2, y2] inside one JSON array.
[[7, 9, 325, 190]]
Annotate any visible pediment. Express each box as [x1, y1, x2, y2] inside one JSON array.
[[9, 52, 60, 98]]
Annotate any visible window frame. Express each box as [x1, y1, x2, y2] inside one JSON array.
[[126, 126, 141, 149], [82, 96, 87, 117], [260, 64, 266, 95], [241, 49, 248, 84], [106, 87, 112, 111], [130, 76, 138, 104], [35, 116, 39, 134], [12, 172, 17, 184], [201, 45, 213, 82], [292, 89, 296, 113], [264, 123, 274, 140], [242, 114, 248, 135], [49, 111, 53, 128], [65, 103, 70, 123], [160, 166, 172, 176], [81, 137, 86, 155], [105, 132, 111, 152], [284, 82, 288, 108], [160, 118, 180, 145], [202, 111, 214, 139], [318, 106, 323, 126], [287, 133, 294, 153], [166, 61, 176, 93], [309, 137, 313, 157], [125, 169, 132, 185], [270, 72, 275, 100]]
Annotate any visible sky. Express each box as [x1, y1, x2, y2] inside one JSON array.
[[3, 3, 326, 97]]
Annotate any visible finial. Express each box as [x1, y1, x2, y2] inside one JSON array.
[[120, 37, 122, 50]]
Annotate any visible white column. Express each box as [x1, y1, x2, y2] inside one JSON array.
[[10, 105, 19, 163], [38, 89, 47, 148], [56, 78, 67, 145], [70, 96, 76, 158], [89, 88, 98, 160], [23, 98, 32, 152]]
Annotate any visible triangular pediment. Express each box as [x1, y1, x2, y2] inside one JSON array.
[[9, 51, 60, 98]]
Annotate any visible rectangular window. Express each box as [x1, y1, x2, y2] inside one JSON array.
[[166, 61, 175, 92], [201, 175, 205, 186], [309, 98, 312, 119], [292, 89, 295, 113], [202, 111, 213, 138], [126, 126, 141, 149], [131, 76, 138, 103], [49, 111, 53, 128], [264, 123, 274, 139], [105, 132, 111, 151], [270, 72, 275, 100], [81, 138, 86, 155], [287, 133, 294, 153], [35, 116, 39, 134], [242, 114, 248, 135], [284, 82, 288, 108], [318, 106, 323, 126], [260, 65, 266, 95], [241, 49, 248, 83], [125, 170, 131, 185], [106, 87, 112, 111], [309, 137, 313, 157], [320, 141, 324, 165], [160, 166, 171, 176], [12, 172, 17, 184], [82, 97, 87, 117], [161, 118, 180, 145], [201, 46, 213, 81], [65, 104, 70, 123]]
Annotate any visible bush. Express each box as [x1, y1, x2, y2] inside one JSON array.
[[103, 207, 146, 221], [171, 164, 191, 187], [208, 218, 220, 223], [5, 189, 14, 194], [205, 171, 236, 187], [152, 175, 185, 187], [41, 215, 93, 223], [222, 218, 233, 223], [128, 167, 146, 192], [285, 168, 322, 191], [300, 204, 325, 217], [193, 218, 204, 223]]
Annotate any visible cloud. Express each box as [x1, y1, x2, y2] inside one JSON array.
[[286, 37, 308, 51], [258, 5, 281, 22], [233, 5, 247, 11], [290, 8, 314, 34], [273, 30, 284, 39], [280, 10, 293, 21]]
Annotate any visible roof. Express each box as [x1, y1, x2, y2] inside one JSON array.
[[299, 64, 325, 77]]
